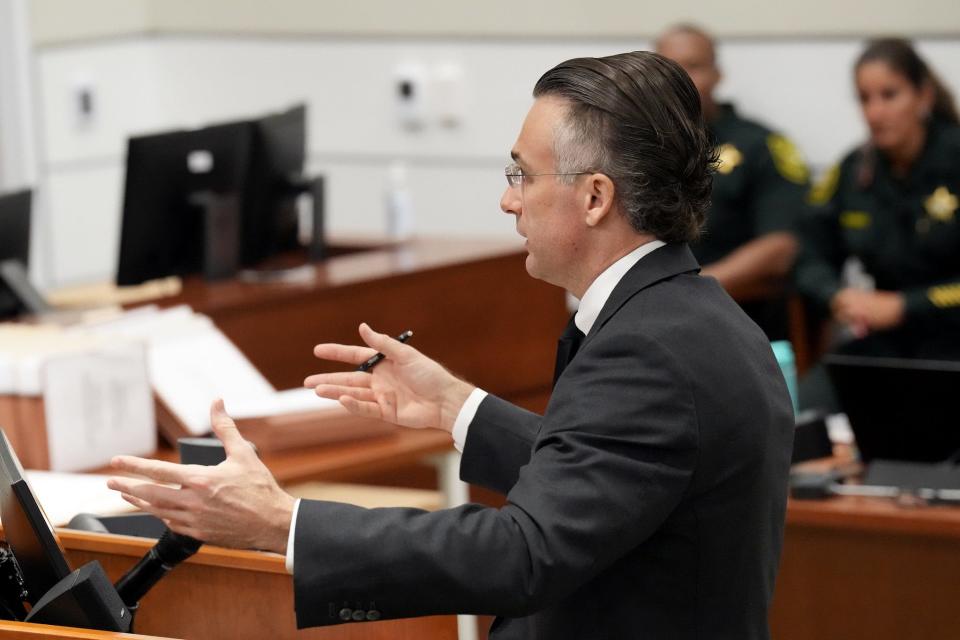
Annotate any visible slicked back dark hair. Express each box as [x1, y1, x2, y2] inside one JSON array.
[[533, 51, 715, 243]]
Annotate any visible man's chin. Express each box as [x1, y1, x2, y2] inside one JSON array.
[[524, 255, 544, 281], [524, 256, 558, 288]]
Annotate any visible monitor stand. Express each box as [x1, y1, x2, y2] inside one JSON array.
[[236, 174, 326, 285], [189, 191, 241, 282], [0, 259, 51, 319], [25, 561, 132, 632]]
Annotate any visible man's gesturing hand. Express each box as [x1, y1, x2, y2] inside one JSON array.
[[305, 323, 475, 434], [107, 399, 296, 553]]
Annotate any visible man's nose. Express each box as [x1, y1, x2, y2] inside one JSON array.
[[500, 186, 521, 216]]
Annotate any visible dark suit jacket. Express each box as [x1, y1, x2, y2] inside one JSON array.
[[293, 243, 795, 639]]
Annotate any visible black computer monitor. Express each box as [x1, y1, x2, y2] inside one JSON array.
[[0, 190, 31, 267], [825, 354, 960, 463], [242, 104, 305, 266], [116, 121, 254, 285], [0, 429, 72, 606], [0, 189, 45, 320], [116, 105, 306, 286]]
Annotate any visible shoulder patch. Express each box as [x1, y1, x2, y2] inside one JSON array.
[[808, 163, 840, 205], [716, 143, 743, 175], [929, 283, 960, 308], [766, 134, 809, 184], [839, 210, 871, 229], [924, 186, 958, 222]]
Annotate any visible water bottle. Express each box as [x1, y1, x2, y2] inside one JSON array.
[[771, 340, 798, 415]]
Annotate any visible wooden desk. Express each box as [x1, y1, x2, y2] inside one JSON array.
[[771, 496, 960, 639], [0, 620, 174, 639], [158, 237, 568, 404], [58, 529, 457, 640]]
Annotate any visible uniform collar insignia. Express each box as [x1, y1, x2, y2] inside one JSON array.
[[716, 143, 743, 175], [924, 186, 958, 222]]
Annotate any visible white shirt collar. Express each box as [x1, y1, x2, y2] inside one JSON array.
[[574, 240, 666, 335]]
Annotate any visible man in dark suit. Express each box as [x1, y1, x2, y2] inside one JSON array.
[[109, 51, 794, 639]]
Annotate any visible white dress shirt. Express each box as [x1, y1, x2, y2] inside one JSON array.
[[449, 239, 665, 451], [286, 239, 666, 573]]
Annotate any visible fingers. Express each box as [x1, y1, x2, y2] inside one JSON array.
[[119, 493, 200, 539], [358, 323, 412, 363], [313, 343, 377, 365], [312, 384, 377, 403], [108, 477, 184, 508], [311, 325, 414, 370], [118, 491, 190, 521], [303, 371, 373, 389], [111, 455, 193, 484], [338, 395, 387, 420], [209, 399, 254, 459]]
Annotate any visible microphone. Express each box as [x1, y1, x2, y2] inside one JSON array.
[[114, 530, 202, 608]]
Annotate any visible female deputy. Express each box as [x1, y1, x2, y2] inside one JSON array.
[[796, 38, 960, 360]]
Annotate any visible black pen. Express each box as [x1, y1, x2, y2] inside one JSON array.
[[357, 330, 413, 372]]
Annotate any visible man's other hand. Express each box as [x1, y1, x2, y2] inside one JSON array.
[[107, 399, 295, 553], [305, 323, 475, 434]]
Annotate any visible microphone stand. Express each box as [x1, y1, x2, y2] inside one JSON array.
[[114, 529, 203, 624]]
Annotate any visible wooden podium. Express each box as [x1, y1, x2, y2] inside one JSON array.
[[52, 529, 457, 640], [0, 620, 174, 639]]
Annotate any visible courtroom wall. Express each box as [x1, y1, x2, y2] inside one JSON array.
[[23, 2, 960, 286]]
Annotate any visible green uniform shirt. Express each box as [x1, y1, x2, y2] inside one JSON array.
[[691, 103, 809, 339], [796, 119, 960, 359]]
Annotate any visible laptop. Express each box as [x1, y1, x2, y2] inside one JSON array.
[[824, 354, 960, 465]]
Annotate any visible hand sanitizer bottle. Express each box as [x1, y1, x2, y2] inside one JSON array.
[[385, 162, 415, 240]]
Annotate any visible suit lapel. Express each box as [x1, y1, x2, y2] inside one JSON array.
[[583, 243, 700, 344]]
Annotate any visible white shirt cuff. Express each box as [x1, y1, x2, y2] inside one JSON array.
[[451, 388, 488, 453], [284, 498, 301, 574]]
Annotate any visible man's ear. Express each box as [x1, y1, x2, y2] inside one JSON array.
[[584, 173, 616, 227]]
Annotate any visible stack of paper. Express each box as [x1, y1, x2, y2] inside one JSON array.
[[0, 325, 155, 471], [2, 306, 391, 465], [24, 470, 138, 526], [72, 306, 343, 436]]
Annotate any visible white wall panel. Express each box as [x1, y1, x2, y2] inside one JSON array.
[[44, 164, 124, 285], [308, 158, 515, 238], [716, 40, 867, 174], [38, 40, 161, 164], [146, 38, 642, 158]]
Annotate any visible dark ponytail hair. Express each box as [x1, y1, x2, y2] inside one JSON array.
[[856, 38, 959, 125], [853, 38, 958, 188]]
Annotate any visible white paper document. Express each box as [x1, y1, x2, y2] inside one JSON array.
[[23, 470, 138, 526], [74, 306, 277, 435], [42, 342, 156, 471], [227, 387, 340, 419]]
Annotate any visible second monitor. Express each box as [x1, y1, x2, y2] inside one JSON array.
[[116, 105, 310, 286]]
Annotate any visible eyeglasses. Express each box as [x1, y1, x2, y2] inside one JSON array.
[[504, 162, 591, 188]]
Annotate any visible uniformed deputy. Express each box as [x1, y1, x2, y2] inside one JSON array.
[[657, 24, 809, 340], [796, 38, 960, 360]]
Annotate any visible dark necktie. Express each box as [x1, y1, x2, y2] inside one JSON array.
[[553, 315, 585, 387]]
